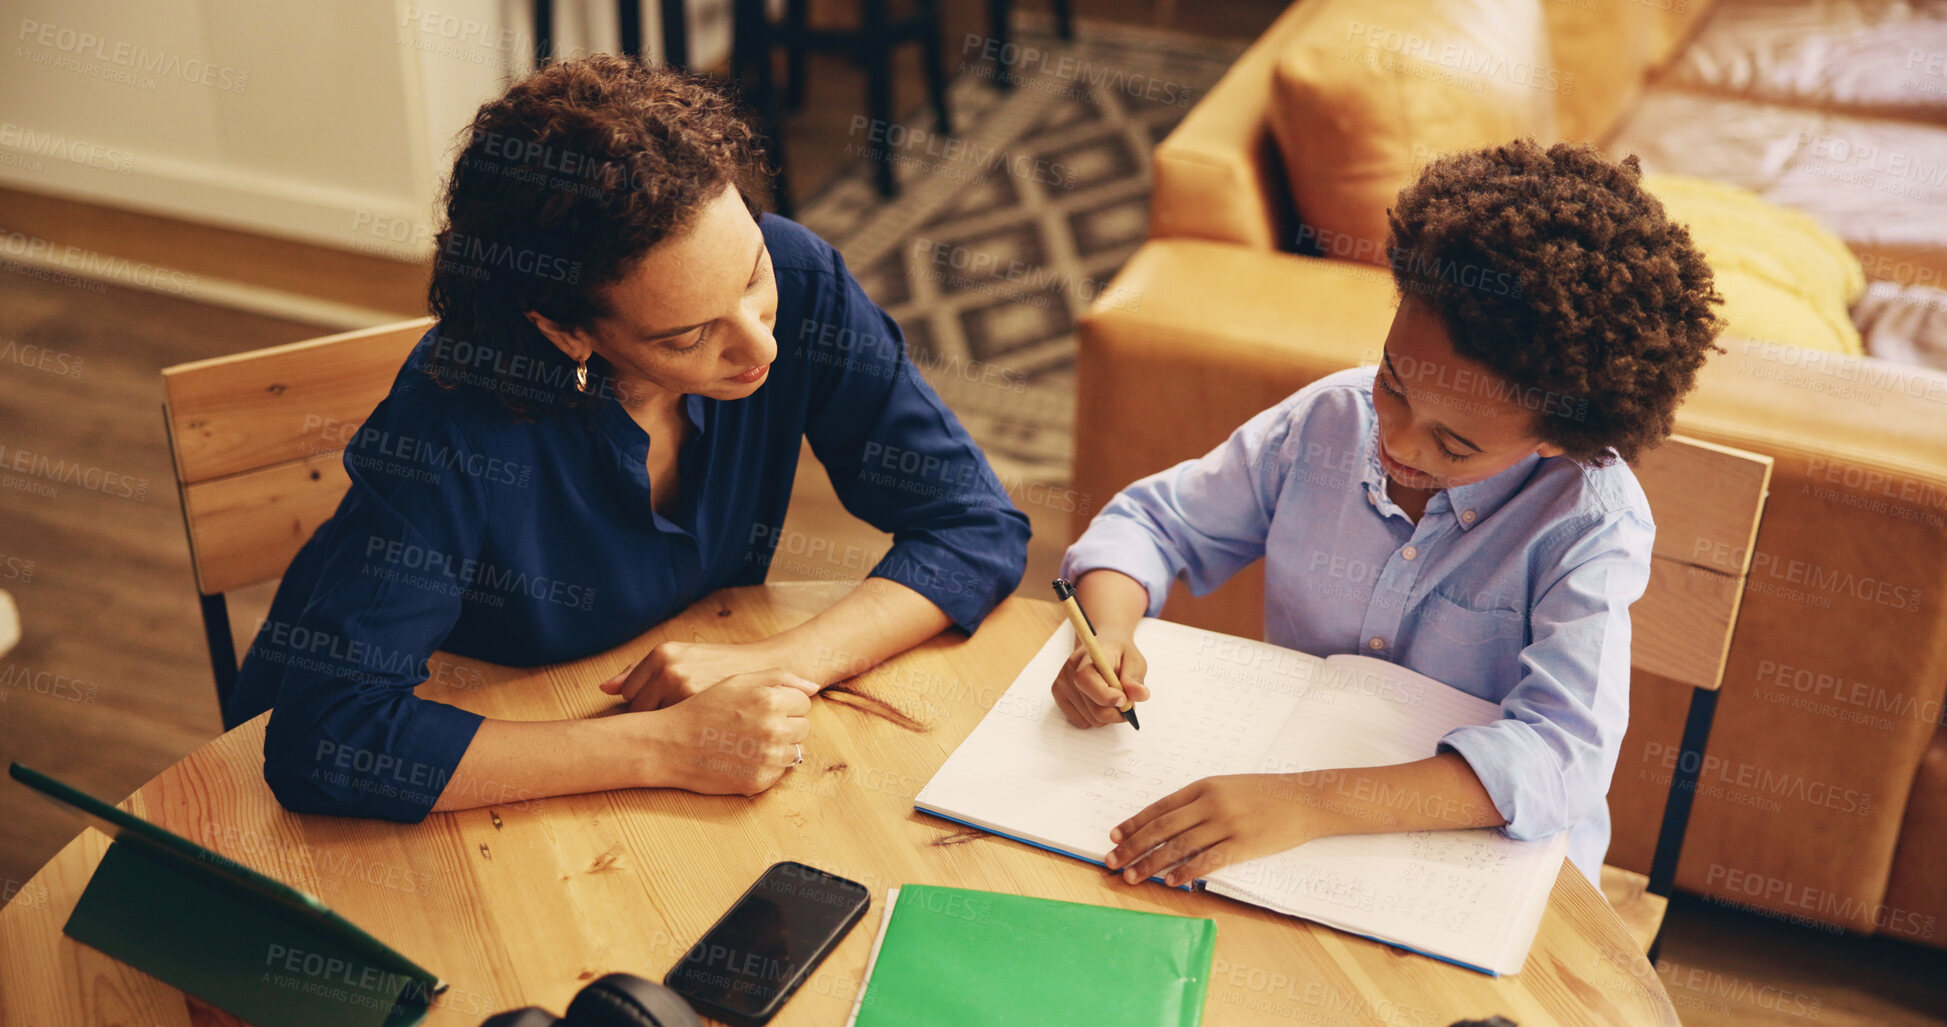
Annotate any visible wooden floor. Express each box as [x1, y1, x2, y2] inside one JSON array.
[[2, 2, 1942, 1023]]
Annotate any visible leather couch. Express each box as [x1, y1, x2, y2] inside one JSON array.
[[1075, 0, 1947, 948]]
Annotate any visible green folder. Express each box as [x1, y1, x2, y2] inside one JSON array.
[[851, 885, 1215, 1027]]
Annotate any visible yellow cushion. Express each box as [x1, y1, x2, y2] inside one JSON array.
[[1542, 0, 1656, 142], [1644, 174, 1866, 356], [1268, 0, 1559, 267]]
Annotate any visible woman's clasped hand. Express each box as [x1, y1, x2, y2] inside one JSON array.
[[633, 668, 818, 796]]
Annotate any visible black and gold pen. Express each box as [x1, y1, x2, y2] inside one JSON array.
[[1052, 578, 1140, 730]]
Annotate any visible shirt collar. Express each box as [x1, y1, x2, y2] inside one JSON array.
[[1441, 451, 1541, 529], [1360, 426, 1541, 531], [591, 390, 711, 451]]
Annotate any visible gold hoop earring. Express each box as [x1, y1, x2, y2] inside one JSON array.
[[575, 359, 590, 394]]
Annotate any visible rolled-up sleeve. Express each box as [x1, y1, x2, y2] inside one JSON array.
[[250, 390, 489, 820], [1061, 396, 1297, 617], [1439, 509, 1653, 842], [798, 252, 1029, 633]]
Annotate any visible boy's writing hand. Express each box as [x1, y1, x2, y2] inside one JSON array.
[[1051, 637, 1150, 728], [1105, 774, 1321, 887]]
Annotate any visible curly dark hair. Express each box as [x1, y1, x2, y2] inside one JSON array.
[[426, 55, 770, 413], [1385, 139, 1723, 465]]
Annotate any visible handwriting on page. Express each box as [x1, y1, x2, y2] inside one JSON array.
[[1217, 823, 1559, 959], [1409, 830, 1511, 876], [1228, 856, 1478, 937]]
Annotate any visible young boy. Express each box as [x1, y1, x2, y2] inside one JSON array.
[[1053, 140, 1724, 888]]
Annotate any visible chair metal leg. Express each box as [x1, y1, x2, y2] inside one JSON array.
[[198, 592, 240, 728], [1634, 687, 1717, 965], [1628, 687, 1718, 965], [1648, 687, 1719, 898]]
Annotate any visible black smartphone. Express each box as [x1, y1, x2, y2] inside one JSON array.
[[664, 860, 871, 1026]]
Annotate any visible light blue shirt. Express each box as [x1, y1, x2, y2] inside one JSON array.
[[1062, 367, 1653, 882]]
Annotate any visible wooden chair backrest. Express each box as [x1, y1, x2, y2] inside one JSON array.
[[1628, 435, 1772, 691], [162, 318, 434, 596]]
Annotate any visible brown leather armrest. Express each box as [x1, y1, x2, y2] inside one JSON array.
[[1884, 728, 1947, 949]]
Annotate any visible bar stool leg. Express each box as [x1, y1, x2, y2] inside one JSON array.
[[619, 0, 643, 59], [661, 0, 689, 68], [863, 0, 896, 196], [730, 0, 794, 216], [534, 0, 555, 65], [783, 0, 809, 109], [920, 0, 951, 133], [987, 0, 1012, 90]]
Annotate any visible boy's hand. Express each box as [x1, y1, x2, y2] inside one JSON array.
[[1105, 774, 1322, 886], [1051, 637, 1150, 728]]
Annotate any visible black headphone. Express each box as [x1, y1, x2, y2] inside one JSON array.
[[480, 973, 703, 1027]]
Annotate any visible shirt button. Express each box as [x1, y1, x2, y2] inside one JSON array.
[[1402, 545, 1418, 560], [1460, 509, 1477, 525], [1368, 636, 1385, 651]]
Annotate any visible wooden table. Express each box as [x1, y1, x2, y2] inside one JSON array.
[[0, 582, 1678, 1026]]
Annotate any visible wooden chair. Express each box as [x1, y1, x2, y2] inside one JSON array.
[[1604, 435, 1772, 959], [161, 318, 434, 726]]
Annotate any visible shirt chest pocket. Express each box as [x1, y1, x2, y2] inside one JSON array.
[[1408, 590, 1527, 698]]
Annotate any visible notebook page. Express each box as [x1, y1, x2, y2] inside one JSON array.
[[1249, 654, 1501, 775], [1208, 829, 1568, 975], [1206, 654, 1568, 974], [914, 619, 1325, 863]]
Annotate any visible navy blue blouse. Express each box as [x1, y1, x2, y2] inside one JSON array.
[[233, 215, 1030, 819]]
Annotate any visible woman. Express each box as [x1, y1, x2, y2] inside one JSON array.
[[233, 56, 1030, 819]]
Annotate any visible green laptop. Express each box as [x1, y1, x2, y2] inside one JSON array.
[[10, 762, 445, 1027]]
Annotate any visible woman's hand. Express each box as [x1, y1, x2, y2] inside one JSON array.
[[639, 669, 817, 795], [602, 640, 802, 711], [1104, 774, 1323, 887], [1051, 636, 1151, 728]]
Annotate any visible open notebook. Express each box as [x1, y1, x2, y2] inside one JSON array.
[[914, 619, 1569, 976]]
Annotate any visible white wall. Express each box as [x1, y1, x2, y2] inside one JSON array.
[[0, 0, 734, 262]]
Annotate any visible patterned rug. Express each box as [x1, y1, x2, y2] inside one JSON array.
[[795, 19, 1245, 486]]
